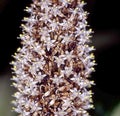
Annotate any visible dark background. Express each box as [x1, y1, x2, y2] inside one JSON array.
[[0, 0, 120, 116]]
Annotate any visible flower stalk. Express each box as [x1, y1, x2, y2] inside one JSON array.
[[11, 0, 96, 115]]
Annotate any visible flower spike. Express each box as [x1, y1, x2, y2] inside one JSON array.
[[11, 0, 96, 116]]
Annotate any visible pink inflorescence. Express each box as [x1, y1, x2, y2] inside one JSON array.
[[11, 0, 96, 116]]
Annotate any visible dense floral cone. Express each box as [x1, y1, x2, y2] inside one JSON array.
[[11, 0, 96, 116]]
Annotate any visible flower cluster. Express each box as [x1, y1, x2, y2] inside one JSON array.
[[11, 0, 96, 116]]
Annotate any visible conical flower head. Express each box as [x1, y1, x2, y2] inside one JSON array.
[[11, 0, 95, 116]]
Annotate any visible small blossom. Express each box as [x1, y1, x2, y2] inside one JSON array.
[[59, 0, 69, 7], [62, 98, 72, 110], [43, 37, 56, 50], [23, 16, 37, 24], [54, 55, 65, 67], [29, 56, 45, 73], [39, 12, 52, 23], [50, 5, 63, 17], [39, 27, 50, 37], [70, 88, 81, 99], [51, 75, 64, 85], [49, 20, 59, 31], [54, 108, 68, 116], [40, 0, 52, 11], [60, 33, 73, 44], [59, 19, 73, 30], [61, 65, 73, 77]]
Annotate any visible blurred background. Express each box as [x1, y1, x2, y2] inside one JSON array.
[[0, 0, 120, 116]]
